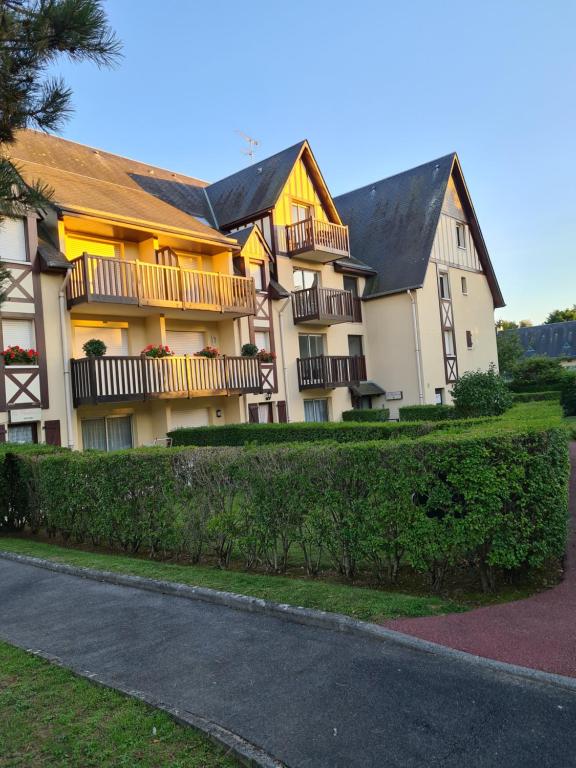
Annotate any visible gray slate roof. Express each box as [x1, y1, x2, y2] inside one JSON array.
[[205, 142, 306, 227], [508, 321, 576, 360], [334, 154, 455, 299]]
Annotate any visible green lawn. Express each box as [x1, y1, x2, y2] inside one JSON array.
[[0, 536, 463, 622], [0, 641, 238, 768]]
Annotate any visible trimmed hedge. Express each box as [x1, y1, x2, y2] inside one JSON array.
[[341, 409, 390, 422], [399, 404, 456, 422], [561, 374, 576, 416], [509, 382, 565, 393], [8, 417, 570, 591], [512, 391, 561, 403]]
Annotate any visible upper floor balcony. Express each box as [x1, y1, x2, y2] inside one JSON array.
[[71, 353, 263, 407], [285, 218, 350, 263], [67, 253, 256, 318], [292, 286, 355, 325], [297, 355, 367, 390]]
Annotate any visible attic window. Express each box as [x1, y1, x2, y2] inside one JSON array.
[[456, 223, 466, 249]]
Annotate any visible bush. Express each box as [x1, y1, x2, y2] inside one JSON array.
[[8, 412, 570, 592], [510, 356, 566, 390], [512, 391, 561, 403], [82, 338, 106, 357], [241, 343, 258, 357], [341, 409, 390, 422], [560, 373, 576, 416], [451, 365, 513, 417], [399, 404, 456, 422]]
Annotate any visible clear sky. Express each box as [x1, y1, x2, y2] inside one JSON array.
[[49, 0, 575, 324]]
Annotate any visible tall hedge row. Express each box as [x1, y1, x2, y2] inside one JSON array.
[[399, 404, 456, 421], [9, 425, 570, 591]]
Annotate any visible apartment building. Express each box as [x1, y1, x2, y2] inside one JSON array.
[[0, 131, 504, 448]]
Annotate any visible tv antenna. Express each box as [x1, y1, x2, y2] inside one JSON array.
[[236, 130, 260, 162]]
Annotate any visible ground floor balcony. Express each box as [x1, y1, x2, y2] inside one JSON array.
[[71, 354, 263, 407], [67, 254, 256, 318], [292, 286, 354, 325], [296, 355, 367, 390], [285, 218, 350, 263]]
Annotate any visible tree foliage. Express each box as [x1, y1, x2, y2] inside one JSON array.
[[0, 0, 121, 214], [545, 305, 576, 324], [0, 262, 10, 306], [512, 356, 566, 387], [496, 330, 524, 376]]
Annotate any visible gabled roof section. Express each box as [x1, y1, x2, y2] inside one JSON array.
[[205, 140, 342, 228], [506, 321, 576, 360], [335, 153, 504, 308], [8, 130, 235, 245], [231, 224, 272, 258]]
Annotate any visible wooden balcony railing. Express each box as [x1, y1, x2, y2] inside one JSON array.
[[285, 218, 350, 261], [352, 297, 363, 323], [296, 355, 367, 390], [67, 253, 256, 315], [71, 354, 263, 406], [292, 286, 354, 325]]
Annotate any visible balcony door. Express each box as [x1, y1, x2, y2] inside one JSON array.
[[293, 268, 318, 292], [304, 399, 328, 422], [299, 334, 323, 359], [291, 203, 312, 249], [166, 330, 205, 356]]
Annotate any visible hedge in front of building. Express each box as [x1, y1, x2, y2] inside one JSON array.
[[399, 404, 456, 421], [341, 409, 390, 422], [512, 391, 561, 403], [10, 421, 570, 592]]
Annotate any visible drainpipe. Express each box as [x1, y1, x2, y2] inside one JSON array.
[[278, 297, 292, 421], [58, 271, 75, 449], [407, 289, 424, 405]]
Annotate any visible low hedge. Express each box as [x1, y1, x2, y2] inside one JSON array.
[[399, 404, 456, 422], [9, 419, 570, 592], [509, 382, 566, 393], [512, 391, 561, 403], [341, 409, 390, 422], [561, 375, 576, 416]]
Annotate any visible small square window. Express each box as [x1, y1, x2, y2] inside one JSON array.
[[456, 223, 466, 249], [466, 330, 473, 349], [461, 276, 468, 295]]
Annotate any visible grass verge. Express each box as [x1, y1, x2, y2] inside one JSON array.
[[0, 641, 238, 768]]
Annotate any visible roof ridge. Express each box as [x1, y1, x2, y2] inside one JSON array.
[[207, 140, 307, 189]]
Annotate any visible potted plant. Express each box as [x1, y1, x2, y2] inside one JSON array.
[[1, 345, 39, 365], [196, 345, 219, 358], [257, 349, 276, 363], [241, 343, 258, 357], [141, 344, 174, 358], [82, 338, 107, 357]]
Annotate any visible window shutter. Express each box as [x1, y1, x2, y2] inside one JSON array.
[[0, 424, 6, 443], [0, 217, 27, 262], [166, 331, 205, 356], [66, 237, 121, 261], [248, 404, 259, 423], [1, 318, 35, 349], [44, 420, 61, 446], [277, 401, 287, 423]]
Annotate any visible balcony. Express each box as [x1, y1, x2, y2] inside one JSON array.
[[71, 354, 263, 407], [67, 254, 256, 317], [292, 286, 354, 325], [285, 218, 350, 263], [297, 355, 367, 390]]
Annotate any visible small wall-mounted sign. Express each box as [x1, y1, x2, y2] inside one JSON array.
[[386, 391, 403, 401]]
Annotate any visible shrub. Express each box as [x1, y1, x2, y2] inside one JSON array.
[[8, 409, 569, 592], [451, 365, 513, 417], [141, 344, 173, 358], [82, 338, 106, 357], [560, 373, 576, 416], [512, 391, 561, 403], [399, 404, 456, 422], [341, 409, 390, 422], [511, 356, 566, 390], [241, 343, 258, 357]]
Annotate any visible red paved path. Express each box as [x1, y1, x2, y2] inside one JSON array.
[[383, 442, 576, 678]]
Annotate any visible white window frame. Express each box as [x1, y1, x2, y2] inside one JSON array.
[[254, 330, 270, 351], [0, 217, 28, 263], [439, 272, 451, 300], [456, 223, 466, 250], [304, 398, 329, 423], [81, 415, 133, 452], [461, 276, 468, 295]]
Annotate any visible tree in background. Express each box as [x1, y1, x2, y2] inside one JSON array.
[[511, 356, 566, 389], [0, 263, 10, 306], [496, 331, 524, 377], [496, 319, 518, 331], [545, 305, 576, 324], [0, 0, 121, 214]]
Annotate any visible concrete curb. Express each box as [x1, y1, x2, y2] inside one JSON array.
[[2, 549, 576, 699]]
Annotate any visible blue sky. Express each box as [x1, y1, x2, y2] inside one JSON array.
[[50, 0, 574, 324]]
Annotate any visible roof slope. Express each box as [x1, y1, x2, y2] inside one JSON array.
[[8, 130, 233, 243], [508, 321, 576, 360], [205, 142, 306, 227], [334, 154, 455, 299]]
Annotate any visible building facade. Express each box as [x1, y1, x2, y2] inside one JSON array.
[[0, 131, 504, 447]]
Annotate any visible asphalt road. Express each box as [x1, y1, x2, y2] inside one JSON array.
[[0, 558, 575, 768]]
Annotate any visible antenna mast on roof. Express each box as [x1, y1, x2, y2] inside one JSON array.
[[236, 130, 260, 162]]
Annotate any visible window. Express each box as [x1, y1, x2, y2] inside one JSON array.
[[257, 403, 273, 423], [299, 334, 324, 358], [166, 330, 205, 356], [2, 318, 35, 350], [293, 268, 318, 291], [461, 276, 468, 295], [250, 261, 265, 291], [439, 272, 451, 300], [444, 330, 455, 356], [66, 236, 121, 260], [343, 276, 359, 297], [82, 416, 133, 451], [352, 395, 372, 410], [434, 388, 445, 405], [466, 330, 474, 349], [348, 335, 364, 358], [8, 423, 37, 444], [304, 399, 329, 422], [0, 217, 27, 262], [74, 326, 128, 357], [291, 203, 311, 224], [255, 330, 270, 351], [456, 223, 466, 249]]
